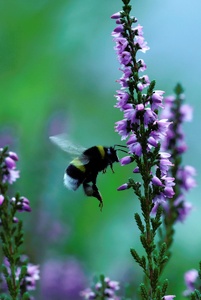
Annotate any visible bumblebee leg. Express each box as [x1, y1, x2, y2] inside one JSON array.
[[110, 163, 115, 173], [83, 182, 103, 211], [92, 184, 103, 210]]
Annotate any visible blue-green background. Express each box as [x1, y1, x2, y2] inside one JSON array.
[[0, 0, 201, 299]]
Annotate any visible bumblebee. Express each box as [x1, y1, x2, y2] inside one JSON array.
[[50, 135, 127, 210]]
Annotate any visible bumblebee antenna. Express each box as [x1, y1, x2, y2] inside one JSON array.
[[116, 148, 128, 154], [114, 144, 127, 148]]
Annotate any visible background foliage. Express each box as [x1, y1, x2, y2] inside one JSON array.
[[0, 0, 200, 299]]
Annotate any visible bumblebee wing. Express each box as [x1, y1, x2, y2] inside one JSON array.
[[49, 134, 86, 156], [73, 154, 90, 166]]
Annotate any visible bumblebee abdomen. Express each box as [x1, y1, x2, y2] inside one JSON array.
[[64, 161, 86, 191]]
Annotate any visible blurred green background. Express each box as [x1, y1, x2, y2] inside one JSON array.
[[0, 0, 201, 299]]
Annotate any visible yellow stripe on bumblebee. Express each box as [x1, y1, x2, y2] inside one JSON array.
[[96, 145, 105, 159], [71, 158, 86, 172]]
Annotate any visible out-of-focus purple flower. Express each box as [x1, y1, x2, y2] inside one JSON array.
[[177, 165, 196, 191], [176, 199, 192, 222], [3, 169, 20, 184], [183, 269, 198, 296], [19, 263, 40, 291], [5, 157, 16, 169], [80, 288, 96, 299], [41, 258, 86, 300], [2, 257, 39, 294], [107, 279, 119, 291], [81, 276, 120, 300], [0, 195, 4, 206], [1, 150, 20, 184], [26, 264, 40, 291], [8, 151, 19, 161], [163, 295, 176, 300], [160, 89, 196, 223], [180, 104, 193, 122]]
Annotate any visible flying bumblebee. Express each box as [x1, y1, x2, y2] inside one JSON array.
[[50, 134, 127, 210]]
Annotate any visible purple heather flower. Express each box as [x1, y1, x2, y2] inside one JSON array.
[[163, 186, 175, 198], [135, 36, 150, 53], [120, 156, 133, 166], [0, 195, 4, 206], [138, 59, 147, 72], [119, 51, 132, 66], [158, 152, 174, 175], [117, 183, 128, 191], [152, 176, 162, 186], [147, 136, 158, 148], [113, 25, 124, 33], [151, 119, 172, 141], [183, 269, 198, 296], [137, 75, 150, 91], [124, 107, 139, 125], [111, 12, 122, 20], [115, 119, 129, 140], [144, 108, 157, 125], [11, 196, 31, 212], [114, 37, 128, 54], [132, 24, 144, 36], [114, 90, 130, 110], [128, 141, 142, 156], [133, 166, 140, 173], [150, 90, 165, 110]]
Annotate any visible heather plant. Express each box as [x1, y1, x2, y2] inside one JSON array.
[[0, 147, 39, 300], [0, 1, 199, 300], [81, 0, 197, 299]]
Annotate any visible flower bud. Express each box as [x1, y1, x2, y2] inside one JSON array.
[[117, 183, 128, 191]]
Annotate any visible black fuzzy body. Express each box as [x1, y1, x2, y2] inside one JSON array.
[[64, 145, 118, 192]]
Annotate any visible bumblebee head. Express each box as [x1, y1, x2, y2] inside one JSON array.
[[107, 147, 119, 163], [107, 145, 128, 163]]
